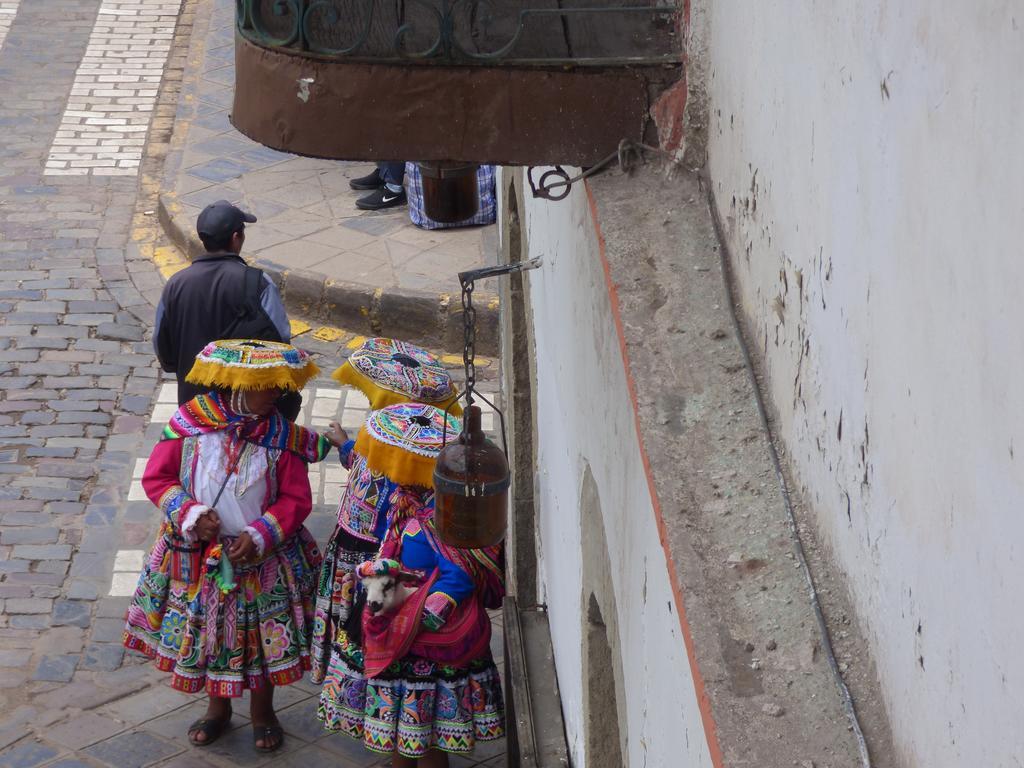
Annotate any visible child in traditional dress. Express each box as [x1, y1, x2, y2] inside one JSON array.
[[310, 338, 461, 682], [318, 403, 505, 767], [122, 340, 338, 752]]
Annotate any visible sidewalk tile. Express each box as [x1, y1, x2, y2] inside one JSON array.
[[191, 136, 252, 158], [394, 272, 444, 293], [259, 211, 331, 239], [151, 752, 222, 768], [195, 721, 293, 765], [180, 185, 242, 210], [0, 741, 60, 768], [98, 685, 194, 726], [80, 644, 124, 672], [238, 146, 291, 167], [197, 88, 232, 111], [241, 198, 287, 221], [33, 655, 78, 683], [305, 226, 377, 252], [186, 159, 250, 184], [239, 169, 320, 196], [83, 731, 179, 768], [470, 736, 507, 762], [313, 252, 389, 283], [46, 713, 125, 751], [260, 182, 329, 210], [315, 732, 386, 766], [261, 743, 348, 767], [340, 216, 405, 239], [239, 227, 294, 254], [256, 242, 336, 272], [323, 195, 362, 220], [274, 700, 326, 744], [141, 700, 246, 744]]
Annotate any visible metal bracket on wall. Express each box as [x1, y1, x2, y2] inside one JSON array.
[[528, 139, 679, 201]]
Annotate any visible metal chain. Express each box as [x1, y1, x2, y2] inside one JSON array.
[[461, 275, 476, 405]]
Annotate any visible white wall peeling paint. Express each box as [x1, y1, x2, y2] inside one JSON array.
[[509, 171, 714, 768], [702, 3, 1024, 765]]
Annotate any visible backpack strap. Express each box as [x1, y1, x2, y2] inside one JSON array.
[[242, 265, 264, 309], [216, 266, 266, 339]]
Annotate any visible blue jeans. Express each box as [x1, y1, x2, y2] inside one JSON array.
[[377, 161, 405, 187]]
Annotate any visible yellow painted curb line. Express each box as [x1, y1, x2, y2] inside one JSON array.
[[313, 326, 344, 342], [441, 354, 491, 367]]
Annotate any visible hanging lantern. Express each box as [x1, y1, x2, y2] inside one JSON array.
[[432, 259, 542, 548], [418, 162, 480, 223], [433, 404, 510, 548]]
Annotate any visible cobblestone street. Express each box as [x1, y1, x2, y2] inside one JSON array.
[[0, 1, 506, 766]]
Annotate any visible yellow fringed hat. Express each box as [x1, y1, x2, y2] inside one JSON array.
[[332, 337, 462, 416], [186, 339, 319, 393], [355, 403, 461, 487]]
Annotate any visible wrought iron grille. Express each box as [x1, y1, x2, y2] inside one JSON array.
[[236, 0, 681, 66]]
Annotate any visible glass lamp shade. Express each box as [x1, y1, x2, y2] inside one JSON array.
[[419, 162, 480, 223], [433, 405, 509, 548]]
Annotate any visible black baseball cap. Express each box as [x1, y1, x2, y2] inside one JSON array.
[[196, 200, 257, 240]]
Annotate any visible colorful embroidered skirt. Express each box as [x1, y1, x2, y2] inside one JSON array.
[[310, 526, 378, 683], [318, 630, 505, 757], [123, 525, 321, 697]]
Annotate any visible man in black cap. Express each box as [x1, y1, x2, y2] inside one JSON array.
[[153, 200, 301, 419]]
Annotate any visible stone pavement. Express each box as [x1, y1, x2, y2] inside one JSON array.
[[0, 0, 177, 737], [158, 0, 500, 352], [0, 0, 508, 765]]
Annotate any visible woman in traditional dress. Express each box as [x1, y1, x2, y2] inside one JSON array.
[[310, 337, 461, 682], [318, 403, 505, 767], [122, 339, 336, 752]]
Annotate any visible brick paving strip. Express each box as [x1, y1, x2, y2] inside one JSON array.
[[0, 0, 183, 752], [45, 0, 181, 176], [0, 2, 20, 51]]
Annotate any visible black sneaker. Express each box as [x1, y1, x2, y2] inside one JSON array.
[[356, 187, 407, 211], [349, 169, 383, 191]]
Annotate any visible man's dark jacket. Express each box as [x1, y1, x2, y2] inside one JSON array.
[[153, 253, 291, 405]]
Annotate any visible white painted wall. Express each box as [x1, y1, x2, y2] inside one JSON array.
[[701, 3, 1024, 765], [508, 171, 714, 768]]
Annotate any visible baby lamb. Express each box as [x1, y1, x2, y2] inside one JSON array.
[[357, 558, 420, 616]]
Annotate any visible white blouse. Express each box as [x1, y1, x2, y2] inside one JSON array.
[[181, 431, 270, 553]]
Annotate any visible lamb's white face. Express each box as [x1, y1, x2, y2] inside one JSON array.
[[362, 573, 417, 616], [363, 574, 398, 615]]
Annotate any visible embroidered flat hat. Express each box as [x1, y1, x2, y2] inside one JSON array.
[[332, 337, 461, 416], [354, 402, 461, 487], [186, 339, 319, 393]]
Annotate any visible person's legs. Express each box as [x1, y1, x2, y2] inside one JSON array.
[[357, 162, 408, 211], [419, 749, 450, 768], [250, 684, 283, 750], [378, 161, 405, 193], [350, 164, 384, 191], [189, 695, 232, 744]]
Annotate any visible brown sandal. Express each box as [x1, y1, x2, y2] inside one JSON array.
[[253, 723, 284, 753], [187, 716, 231, 747]]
